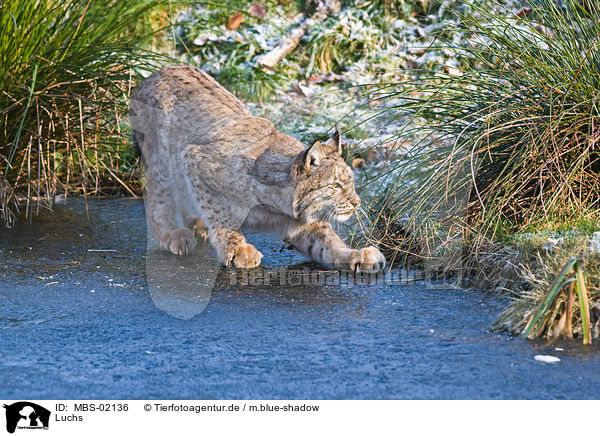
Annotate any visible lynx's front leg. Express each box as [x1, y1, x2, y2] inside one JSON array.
[[285, 222, 386, 273], [209, 228, 263, 268], [193, 194, 263, 268]]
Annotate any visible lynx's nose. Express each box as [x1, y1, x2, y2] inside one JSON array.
[[351, 196, 361, 209]]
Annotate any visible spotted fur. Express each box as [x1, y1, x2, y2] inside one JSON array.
[[130, 65, 385, 272]]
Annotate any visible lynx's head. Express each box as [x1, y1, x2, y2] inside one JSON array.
[[291, 131, 361, 223]]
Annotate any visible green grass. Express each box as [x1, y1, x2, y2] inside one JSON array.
[[360, 0, 600, 262], [351, 0, 600, 338], [0, 0, 172, 226]]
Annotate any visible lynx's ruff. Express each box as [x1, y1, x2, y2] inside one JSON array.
[[130, 65, 385, 272]]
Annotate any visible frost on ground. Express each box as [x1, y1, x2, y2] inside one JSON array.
[[514, 230, 600, 258], [167, 1, 526, 191]]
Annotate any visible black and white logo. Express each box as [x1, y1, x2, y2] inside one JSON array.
[[3, 402, 50, 434]]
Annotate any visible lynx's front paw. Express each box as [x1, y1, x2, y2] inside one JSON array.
[[160, 228, 196, 256], [335, 246, 386, 273], [227, 243, 263, 268]]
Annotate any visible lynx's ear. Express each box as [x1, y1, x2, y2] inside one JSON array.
[[322, 129, 342, 155], [292, 141, 324, 177]]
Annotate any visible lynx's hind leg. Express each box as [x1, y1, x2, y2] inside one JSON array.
[[159, 228, 196, 256], [144, 166, 196, 256], [181, 208, 208, 241], [186, 217, 209, 240]]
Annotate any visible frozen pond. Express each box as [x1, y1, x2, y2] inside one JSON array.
[[1, 199, 599, 399]]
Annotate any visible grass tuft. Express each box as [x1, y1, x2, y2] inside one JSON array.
[[347, 0, 600, 338], [494, 246, 599, 341], [362, 0, 600, 263], [0, 0, 171, 226]]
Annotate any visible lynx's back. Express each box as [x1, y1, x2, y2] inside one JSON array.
[[130, 65, 253, 156], [131, 65, 250, 116]]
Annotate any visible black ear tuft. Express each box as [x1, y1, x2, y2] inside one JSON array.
[[332, 128, 340, 144], [323, 129, 342, 155]]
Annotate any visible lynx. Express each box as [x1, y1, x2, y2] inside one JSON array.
[[129, 65, 385, 272]]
